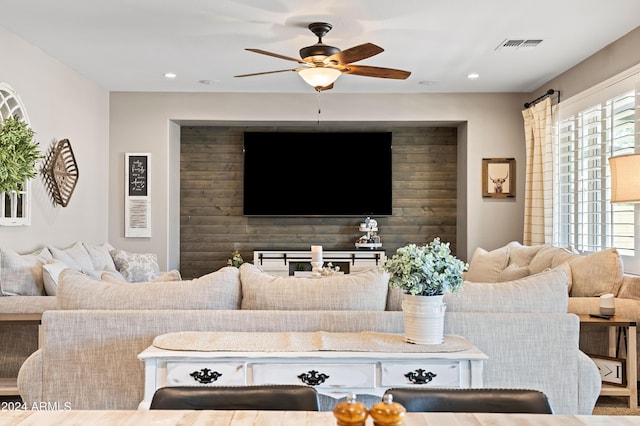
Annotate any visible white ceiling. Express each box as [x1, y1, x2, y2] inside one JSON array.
[[2, 0, 639, 94]]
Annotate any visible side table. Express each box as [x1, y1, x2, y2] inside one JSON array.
[[578, 314, 637, 410], [0, 313, 43, 396]]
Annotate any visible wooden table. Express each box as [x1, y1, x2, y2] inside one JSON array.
[[0, 313, 42, 326], [1, 410, 637, 425], [578, 314, 638, 410], [0, 313, 42, 397]]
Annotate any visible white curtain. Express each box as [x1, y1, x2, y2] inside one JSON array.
[[522, 97, 554, 245]]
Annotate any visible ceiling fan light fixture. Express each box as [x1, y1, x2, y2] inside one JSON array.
[[298, 67, 342, 90]]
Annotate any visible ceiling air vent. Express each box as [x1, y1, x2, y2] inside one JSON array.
[[495, 39, 543, 51]]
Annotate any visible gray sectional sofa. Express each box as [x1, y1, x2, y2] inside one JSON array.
[[9, 264, 600, 415], [0, 242, 177, 389], [464, 241, 640, 371]]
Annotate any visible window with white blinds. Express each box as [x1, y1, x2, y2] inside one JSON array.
[[554, 67, 640, 273]]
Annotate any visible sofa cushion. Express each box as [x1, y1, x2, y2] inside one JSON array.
[[239, 263, 389, 311], [156, 269, 182, 281], [568, 296, 638, 319], [568, 248, 624, 297], [496, 263, 530, 281], [551, 248, 579, 268], [42, 259, 70, 296], [464, 246, 510, 282], [57, 267, 241, 310], [84, 242, 117, 272], [551, 262, 573, 293], [528, 245, 578, 275], [527, 245, 556, 275], [101, 268, 181, 283], [0, 247, 52, 296], [506, 241, 545, 266], [49, 242, 97, 276], [99, 269, 128, 282], [109, 249, 160, 282], [447, 269, 569, 313]]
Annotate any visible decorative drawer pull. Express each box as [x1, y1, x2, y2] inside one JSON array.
[[405, 368, 437, 384], [190, 368, 222, 384], [297, 370, 330, 386]]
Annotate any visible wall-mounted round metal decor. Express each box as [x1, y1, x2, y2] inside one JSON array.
[[42, 139, 79, 207]]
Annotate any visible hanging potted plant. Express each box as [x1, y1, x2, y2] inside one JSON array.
[[0, 116, 40, 194], [382, 238, 468, 344]]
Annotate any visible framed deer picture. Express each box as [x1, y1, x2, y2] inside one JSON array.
[[482, 158, 515, 198]]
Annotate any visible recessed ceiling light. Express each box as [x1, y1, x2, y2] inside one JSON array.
[[419, 80, 439, 86], [467, 73, 480, 80], [164, 72, 177, 79], [198, 79, 219, 85]]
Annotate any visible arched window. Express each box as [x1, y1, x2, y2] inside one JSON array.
[[0, 82, 32, 226]]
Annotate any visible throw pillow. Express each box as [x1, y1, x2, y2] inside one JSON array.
[[239, 263, 389, 311], [444, 268, 569, 313], [550, 247, 579, 268], [0, 247, 52, 296], [506, 241, 545, 266], [153, 269, 182, 282], [42, 259, 70, 296], [84, 242, 117, 272], [550, 262, 573, 294], [57, 267, 241, 310], [110, 249, 160, 282], [49, 242, 97, 276], [527, 245, 557, 275], [464, 246, 510, 282], [101, 268, 180, 283], [100, 270, 128, 283], [496, 263, 530, 282], [529, 245, 580, 275], [568, 248, 624, 297]]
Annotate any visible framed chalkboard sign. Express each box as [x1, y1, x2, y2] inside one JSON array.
[[128, 155, 148, 196], [125, 153, 151, 237]]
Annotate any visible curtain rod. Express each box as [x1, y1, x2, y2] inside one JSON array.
[[523, 89, 560, 109]]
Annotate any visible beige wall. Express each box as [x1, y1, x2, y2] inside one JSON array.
[[0, 26, 109, 253], [529, 26, 640, 101], [4, 21, 638, 271], [109, 92, 526, 269]]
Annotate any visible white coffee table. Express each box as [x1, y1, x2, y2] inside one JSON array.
[[137, 331, 487, 409]]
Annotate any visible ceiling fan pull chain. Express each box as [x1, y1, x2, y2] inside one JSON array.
[[316, 90, 321, 124]]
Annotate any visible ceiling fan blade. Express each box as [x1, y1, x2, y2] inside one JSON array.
[[234, 69, 298, 78], [245, 48, 306, 64], [326, 43, 384, 65], [342, 65, 411, 80]]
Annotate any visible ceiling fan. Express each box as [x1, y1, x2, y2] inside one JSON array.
[[235, 22, 411, 91]]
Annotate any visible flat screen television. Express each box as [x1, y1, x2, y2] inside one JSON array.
[[243, 131, 392, 216]]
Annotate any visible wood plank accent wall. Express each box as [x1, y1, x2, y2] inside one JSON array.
[[180, 126, 457, 279]]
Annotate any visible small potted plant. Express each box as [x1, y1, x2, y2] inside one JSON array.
[[382, 238, 468, 344], [227, 250, 244, 268], [0, 116, 40, 194]]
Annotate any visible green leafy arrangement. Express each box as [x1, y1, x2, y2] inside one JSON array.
[[227, 250, 244, 268], [382, 238, 468, 296], [0, 116, 41, 193]]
